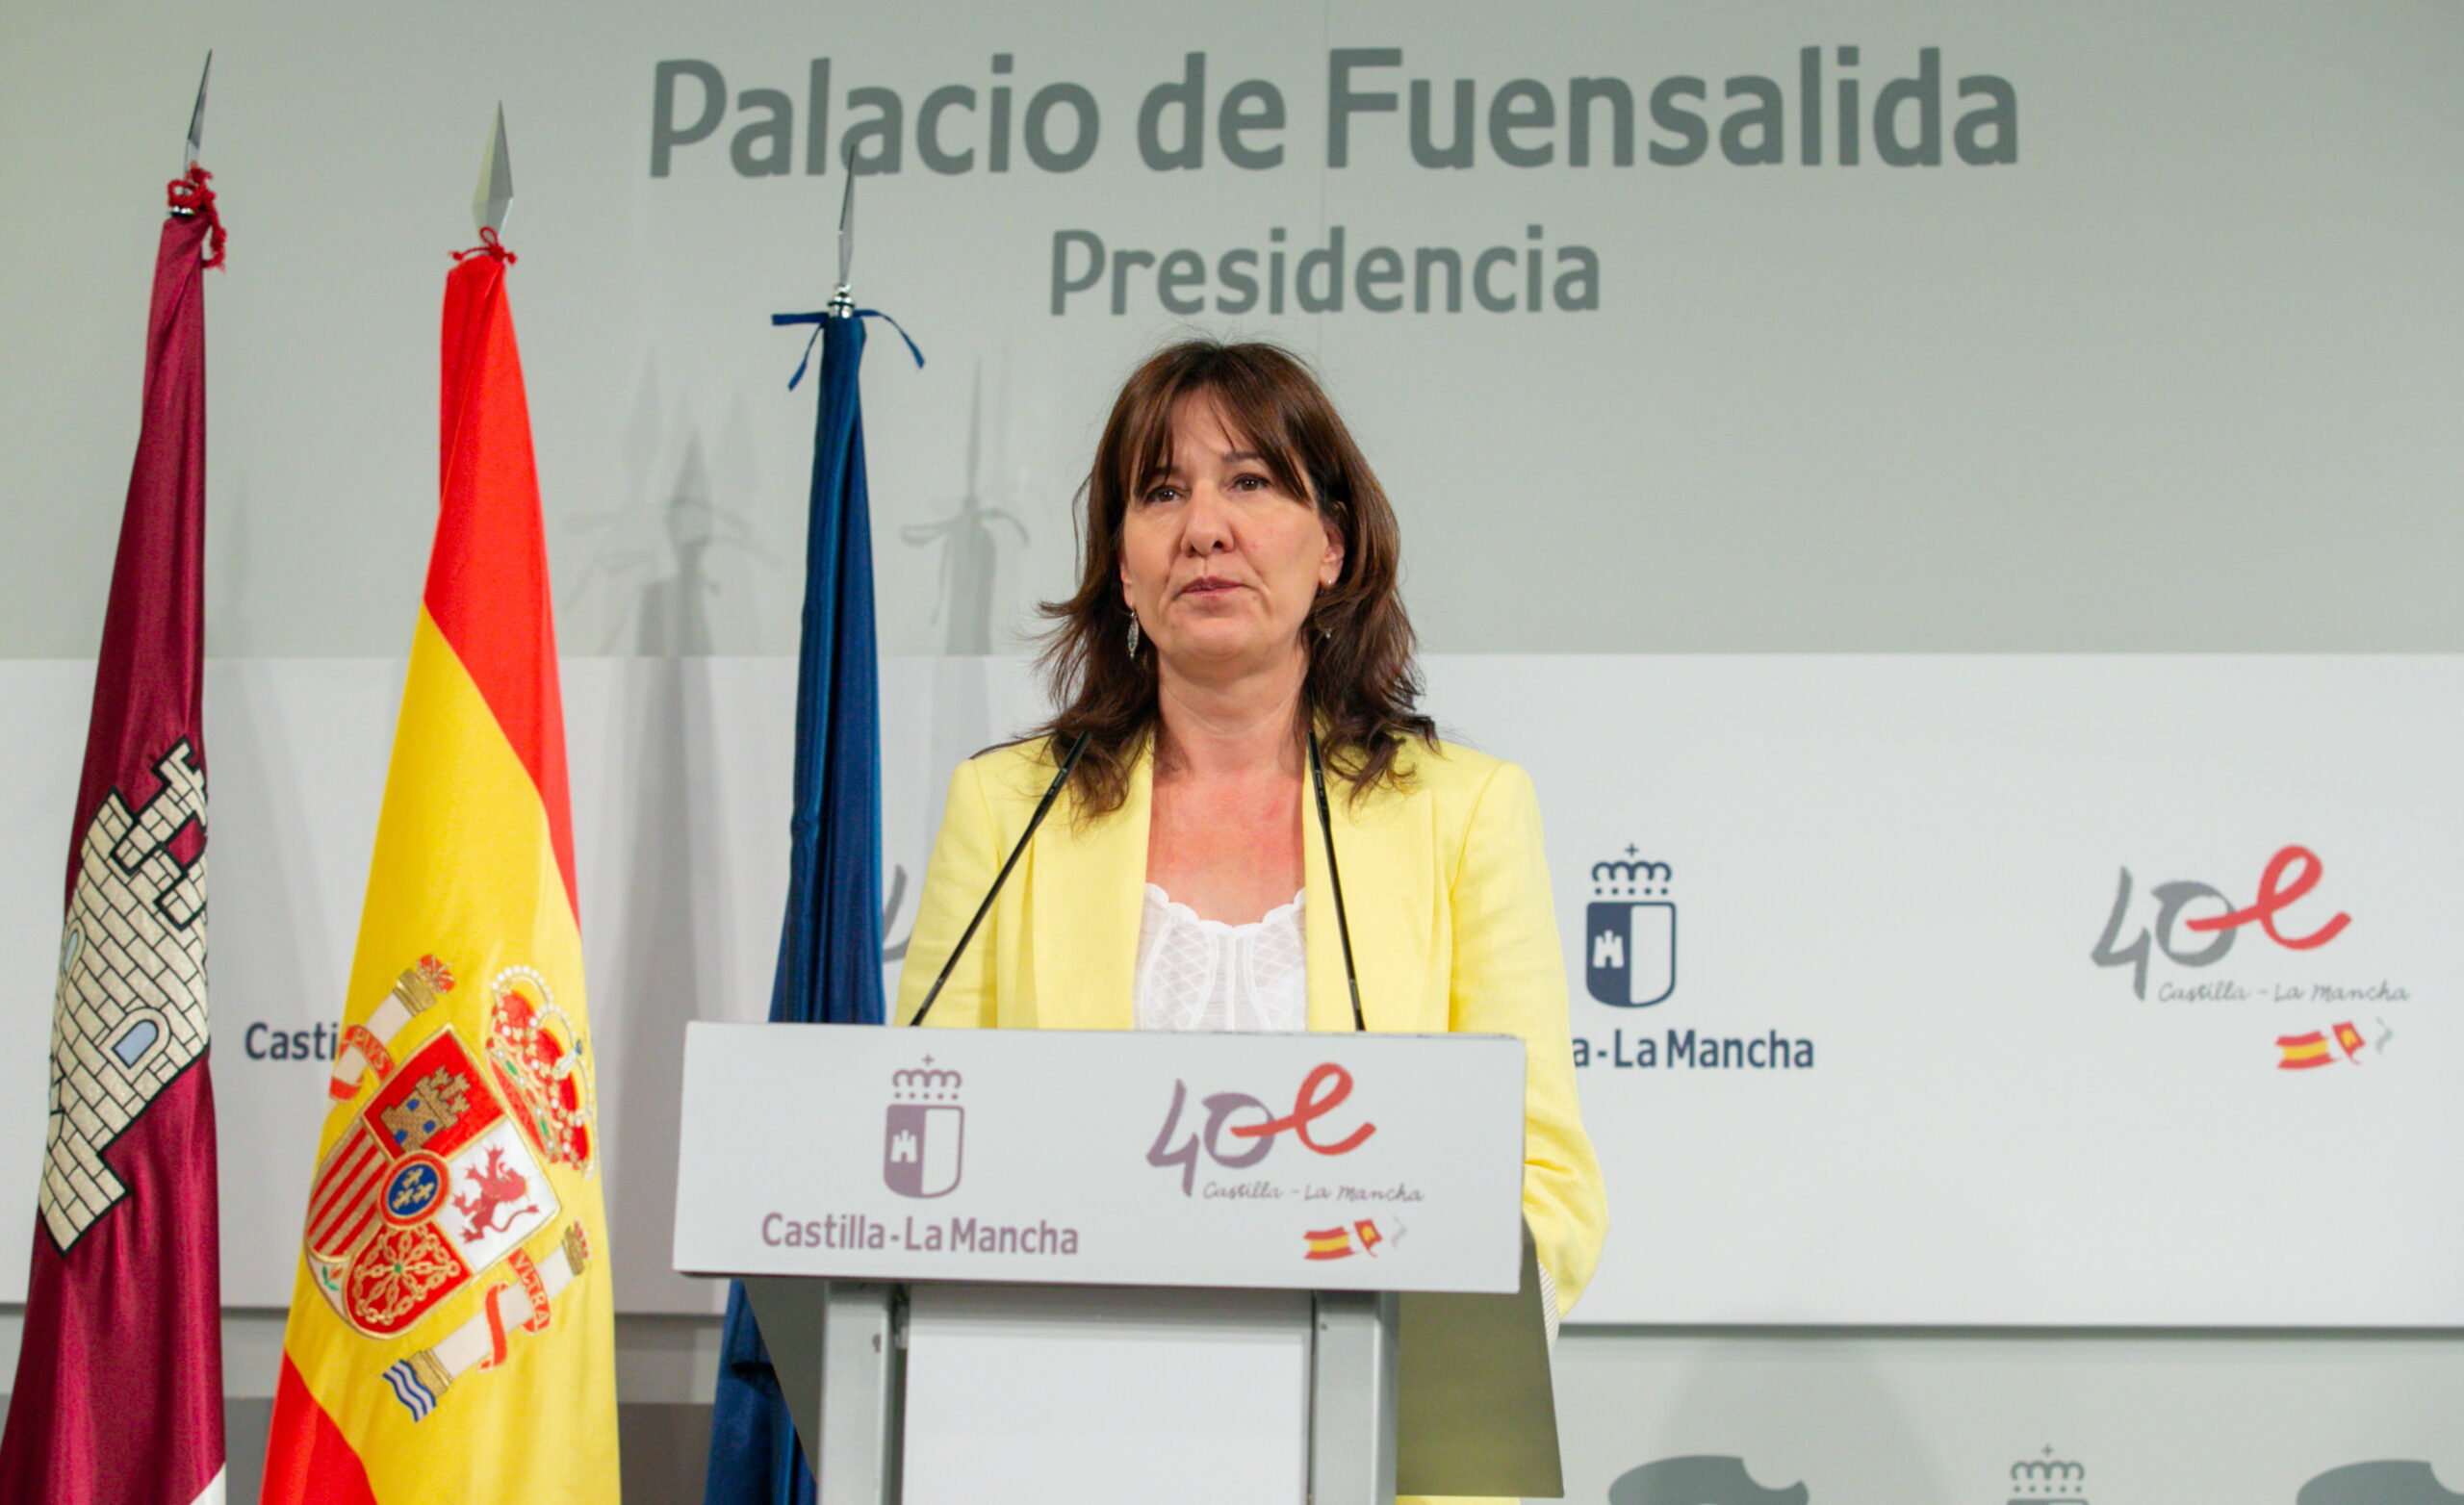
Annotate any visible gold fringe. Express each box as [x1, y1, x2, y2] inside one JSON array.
[[561, 1220, 593, 1276], [391, 964, 441, 1015], [407, 1347, 452, 1398]]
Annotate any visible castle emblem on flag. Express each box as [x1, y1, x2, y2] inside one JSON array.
[[1585, 847, 1677, 1008], [302, 952, 597, 1421], [40, 740, 208, 1250], [884, 1060, 964, 1199]]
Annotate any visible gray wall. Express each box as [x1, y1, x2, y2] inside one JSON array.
[[3, 3, 2460, 662]]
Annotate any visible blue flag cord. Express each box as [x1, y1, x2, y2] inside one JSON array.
[[771, 308, 925, 388]]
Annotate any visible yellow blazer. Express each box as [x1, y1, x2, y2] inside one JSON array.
[[893, 733, 1609, 1322]]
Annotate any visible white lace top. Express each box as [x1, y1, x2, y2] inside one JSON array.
[[1132, 884, 1309, 1033]]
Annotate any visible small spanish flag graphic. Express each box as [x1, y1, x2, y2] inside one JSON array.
[[1305, 1227, 1355, 1261], [2276, 1031, 2333, 1069], [1353, 1219, 1384, 1255], [2334, 1021, 2366, 1060]]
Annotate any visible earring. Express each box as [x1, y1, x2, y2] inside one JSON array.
[[1126, 615, 1142, 656]]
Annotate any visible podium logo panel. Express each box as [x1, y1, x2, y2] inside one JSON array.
[[885, 1061, 964, 1199], [677, 1023, 1527, 1295]]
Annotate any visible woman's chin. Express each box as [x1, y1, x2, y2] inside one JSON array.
[[1157, 625, 1300, 673]]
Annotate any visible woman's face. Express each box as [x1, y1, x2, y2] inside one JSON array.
[[1119, 393, 1345, 677]]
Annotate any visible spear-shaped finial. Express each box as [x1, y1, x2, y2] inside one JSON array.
[[830, 148, 856, 315], [183, 51, 212, 170], [474, 103, 513, 236]]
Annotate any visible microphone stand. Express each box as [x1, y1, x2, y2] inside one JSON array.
[[908, 730, 1091, 1026], [1308, 727, 1369, 1032], [908, 725, 1368, 1033]]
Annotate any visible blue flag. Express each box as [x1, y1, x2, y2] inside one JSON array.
[[706, 306, 914, 1505]]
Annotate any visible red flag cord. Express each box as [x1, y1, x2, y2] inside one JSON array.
[[450, 226, 517, 265], [165, 164, 227, 268]]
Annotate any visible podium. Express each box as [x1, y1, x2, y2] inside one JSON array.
[[673, 1022, 1563, 1503]]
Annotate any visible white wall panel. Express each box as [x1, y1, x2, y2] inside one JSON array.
[[6, 655, 2454, 1327]]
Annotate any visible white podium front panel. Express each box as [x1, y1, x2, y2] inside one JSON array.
[[673, 1023, 1525, 1294], [901, 1285, 1312, 1505]]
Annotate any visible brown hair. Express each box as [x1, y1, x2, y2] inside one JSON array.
[[1032, 339, 1434, 814]]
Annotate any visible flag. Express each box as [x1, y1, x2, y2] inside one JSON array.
[[704, 303, 912, 1505], [2333, 1021, 2365, 1060], [261, 232, 618, 1503], [0, 165, 228, 1505], [1353, 1218, 1384, 1255], [2275, 1031, 2332, 1070], [1305, 1227, 1357, 1261]]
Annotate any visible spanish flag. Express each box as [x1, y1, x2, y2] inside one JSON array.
[[261, 236, 618, 1501], [1305, 1227, 1355, 1261], [2275, 1031, 2332, 1070]]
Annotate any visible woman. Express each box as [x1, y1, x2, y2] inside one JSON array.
[[894, 340, 1606, 1440]]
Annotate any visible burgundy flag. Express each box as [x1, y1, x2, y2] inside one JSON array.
[[0, 166, 228, 1505]]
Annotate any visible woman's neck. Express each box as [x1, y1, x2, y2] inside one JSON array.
[[1153, 643, 1308, 782]]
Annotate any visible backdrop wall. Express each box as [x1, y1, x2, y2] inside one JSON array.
[[7, 0, 2460, 666]]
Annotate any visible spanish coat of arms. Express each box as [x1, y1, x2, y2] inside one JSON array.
[[305, 957, 597, 1420]]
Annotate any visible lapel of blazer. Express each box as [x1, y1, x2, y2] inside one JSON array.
[[1301, 747, 1425, 1034], [1028, 742, 1149, 1031]]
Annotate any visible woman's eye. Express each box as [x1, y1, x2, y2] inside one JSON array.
[[1231, 473, 1268, 492], [1142, 485, 1181, 504]]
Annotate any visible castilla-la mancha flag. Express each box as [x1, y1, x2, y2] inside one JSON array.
[[0, 168, 228, 1505], [261, 233, 619, 1503]]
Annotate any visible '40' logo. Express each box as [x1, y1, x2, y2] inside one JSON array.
[[1146, 1062, 1376, 1196], [2092, 844, 2351, 999]]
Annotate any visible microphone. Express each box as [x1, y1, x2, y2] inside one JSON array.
[[907, 730, 1091, 1027], [1307, 728, 1368, 1032]]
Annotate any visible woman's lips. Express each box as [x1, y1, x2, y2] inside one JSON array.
[[1180, 577, 1242, 596]]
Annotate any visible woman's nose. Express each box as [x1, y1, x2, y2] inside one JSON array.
[[1181, 484, 1235, 551]]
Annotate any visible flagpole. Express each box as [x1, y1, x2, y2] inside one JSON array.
[[180, 51, 211, 177], [475, 102, 512, 237], [831, 158, 856, 316]]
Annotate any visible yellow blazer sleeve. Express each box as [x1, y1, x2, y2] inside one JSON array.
[[895, 757, 999, 1030], [1447, 759, 1609, 1315]]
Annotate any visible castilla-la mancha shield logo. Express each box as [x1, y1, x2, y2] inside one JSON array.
[[884, 1061, 963, 1199], [1586, 852, 1677, 1008]]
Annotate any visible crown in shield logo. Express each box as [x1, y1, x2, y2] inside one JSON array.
[[884, 1059, 964, 1199], [1586, 847, 1676, 1008], [2008, 1446, 2089, 1505]]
